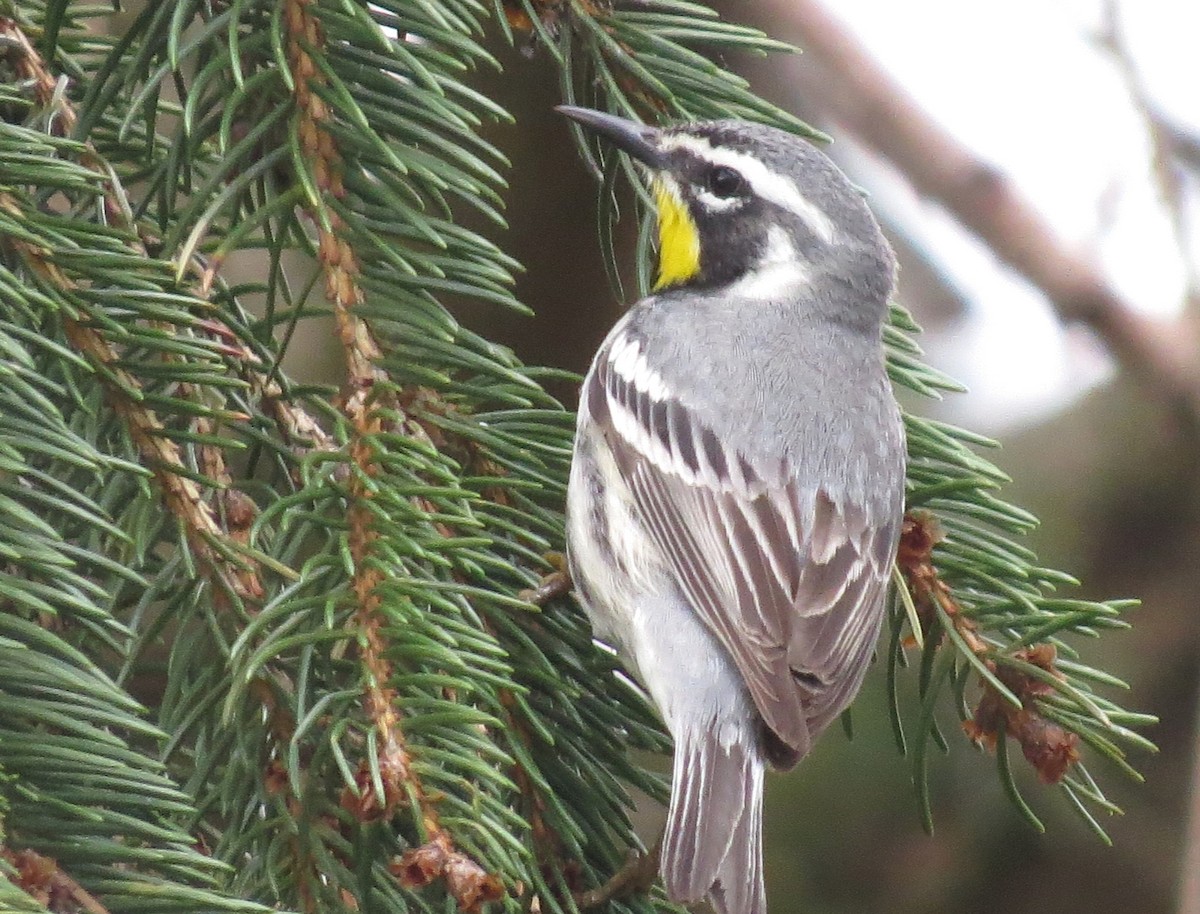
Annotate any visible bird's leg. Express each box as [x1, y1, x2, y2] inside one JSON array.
[[519, 552, 572, 607], [574, 832, 662, 908]]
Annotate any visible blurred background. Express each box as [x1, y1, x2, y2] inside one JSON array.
[[447, 1, 1200, 912]]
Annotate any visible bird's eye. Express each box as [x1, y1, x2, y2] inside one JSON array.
[[706, 165, 745, 199]]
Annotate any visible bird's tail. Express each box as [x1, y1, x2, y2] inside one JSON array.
[[661, 729, 766, 914]]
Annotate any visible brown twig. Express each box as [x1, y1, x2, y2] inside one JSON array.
[[897, 513, 1080, 784], [518, 555, 571, 607], [1, 15, 269, 600], [768, 0, 1200, 432], [391, 833, 504, 914], [3, 848, 111, 914], [282, 0, 399, 813], [283, 0, 401, 815], [5, 13, 334, 474], [282, 1, 502, 907], [573, 838, 662, 909], [0, 192, 263, 601]]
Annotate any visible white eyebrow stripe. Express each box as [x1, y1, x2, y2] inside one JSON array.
[[658, 133, 836, 244]]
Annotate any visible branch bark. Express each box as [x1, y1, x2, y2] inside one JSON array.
[[768, 0, 1200, 431]]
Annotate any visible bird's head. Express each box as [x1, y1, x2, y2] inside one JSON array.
[[557, 106, 894, 310]]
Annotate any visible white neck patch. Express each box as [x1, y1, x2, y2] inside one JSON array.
[[658, 133, 837, 245], [726, 224, 810, 299]]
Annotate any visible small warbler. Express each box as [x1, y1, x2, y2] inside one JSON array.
[[560, 106, 906, 914]]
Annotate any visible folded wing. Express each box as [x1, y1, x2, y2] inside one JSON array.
[[587, 328, 897, 759]]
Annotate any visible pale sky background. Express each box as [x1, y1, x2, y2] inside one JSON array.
[[821, 0, 1200, 431]]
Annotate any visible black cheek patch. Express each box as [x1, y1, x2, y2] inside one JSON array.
[[689, 199, 768, 288]]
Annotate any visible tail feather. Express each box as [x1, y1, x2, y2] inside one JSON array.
[[661, 731, 766, 914], [709, 777, 765, 914]]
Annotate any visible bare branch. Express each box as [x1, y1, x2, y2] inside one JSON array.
[[1097, 0, 1200, 313], [772, 0, 1200, 431]]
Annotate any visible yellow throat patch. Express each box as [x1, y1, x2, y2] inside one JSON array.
[[653, 180, 701, 290]]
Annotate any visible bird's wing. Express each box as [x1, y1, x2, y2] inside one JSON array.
[[586, 330, 897, 755]]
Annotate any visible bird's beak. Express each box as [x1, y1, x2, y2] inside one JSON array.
[[555, 105, 666, 169]]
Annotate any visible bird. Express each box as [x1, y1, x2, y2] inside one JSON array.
[[559, 105, 907, 914]]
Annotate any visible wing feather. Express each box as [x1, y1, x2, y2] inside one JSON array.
[[587, 330, 899, 758]]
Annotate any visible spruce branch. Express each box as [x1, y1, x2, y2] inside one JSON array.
[[0, 7, 334, 486], [0, 2, 1160, 913], [0, 189, 262, 601], [280, 1, 506, 906], [898, 513, 1083, 787], [1, 13, 272, 604], [884, 306, 1154, 841]]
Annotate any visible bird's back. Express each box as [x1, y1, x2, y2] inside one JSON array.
[[613, 287, 905, 510]]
